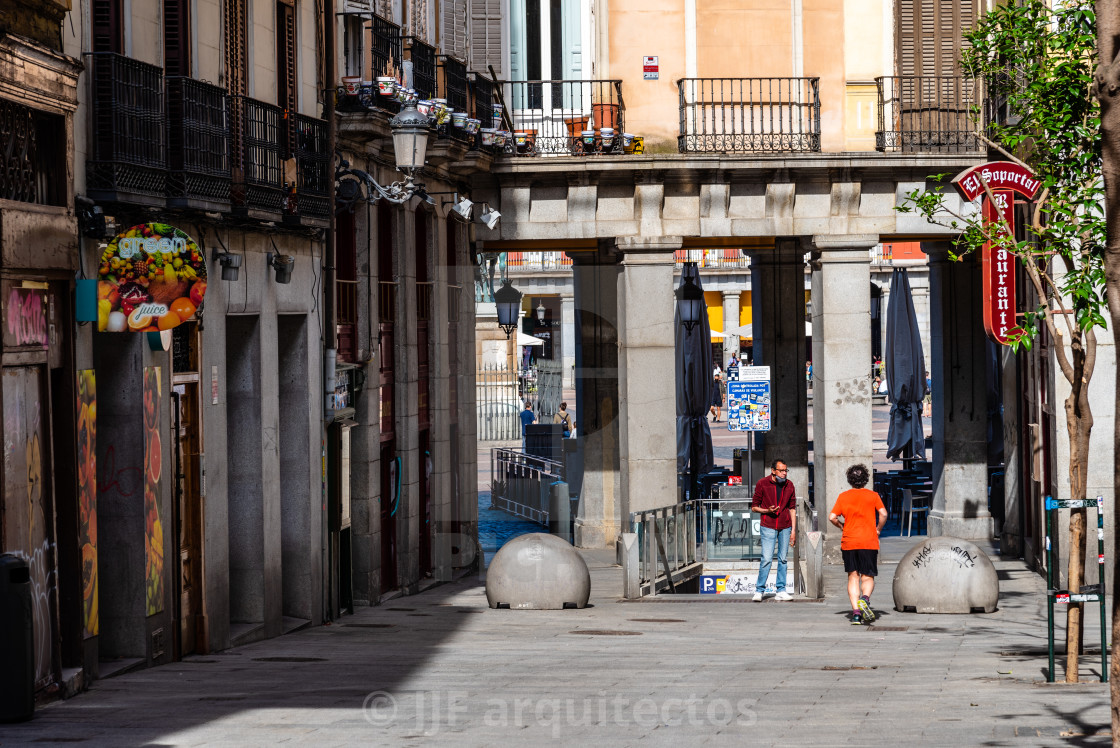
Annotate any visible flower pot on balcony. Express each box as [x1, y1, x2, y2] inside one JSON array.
[[564, 115, 590, 136], [514, 129, 537, 154], [592, 103, 619, 131]]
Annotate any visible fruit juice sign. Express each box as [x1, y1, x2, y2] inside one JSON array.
[[97, 224, 207, 333]]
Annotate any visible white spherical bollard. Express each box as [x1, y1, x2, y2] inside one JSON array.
[[486, 533, 591, 610], [893, 536, 999, 613]]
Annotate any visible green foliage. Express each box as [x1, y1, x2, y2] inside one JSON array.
[[896, 0, 1106, 354]]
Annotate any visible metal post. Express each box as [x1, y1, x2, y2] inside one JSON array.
[[1046, 496, 1054, 683], [1098, 496, 1108, 683]]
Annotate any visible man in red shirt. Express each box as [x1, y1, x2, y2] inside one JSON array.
[[751, 459, 797, 601], [828, 463, 888, 625]]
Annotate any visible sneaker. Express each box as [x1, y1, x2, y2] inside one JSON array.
[[752, 592, 763, 602], [774, 591, 793, 601], [857, 597, 876, 623], [851, 613, 864, 625]]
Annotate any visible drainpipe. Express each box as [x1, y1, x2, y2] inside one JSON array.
[[323, 0, 338, 623]]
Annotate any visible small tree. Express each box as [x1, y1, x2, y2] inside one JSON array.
[[898, 0, 1105, 683]]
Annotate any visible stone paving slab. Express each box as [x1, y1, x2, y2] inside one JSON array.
[[4, 539, 1113, 747]]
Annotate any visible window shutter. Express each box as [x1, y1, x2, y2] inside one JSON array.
[[441, 0, 468, 60], [896, 0, 976, 77], [277, 0, 297, 156], [164, 0, 192, 77], [468, 0, 503, 78], [225, 0, 248, 96], [91, 0, 123, 53]]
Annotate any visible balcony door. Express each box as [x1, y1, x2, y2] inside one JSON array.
[[509, 0, 583, 131]]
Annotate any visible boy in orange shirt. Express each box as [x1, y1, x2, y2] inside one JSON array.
[[828, 464, 888, 625]]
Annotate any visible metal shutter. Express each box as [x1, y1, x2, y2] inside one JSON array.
[[91, 0, 123, 53], [164, 0, 192, 77]]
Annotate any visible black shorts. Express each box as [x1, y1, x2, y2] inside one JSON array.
[[842, 549, 878, 577]]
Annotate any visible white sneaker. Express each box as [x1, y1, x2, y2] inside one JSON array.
[[774, 591, 793, 601], [751, 592, 763, 602]]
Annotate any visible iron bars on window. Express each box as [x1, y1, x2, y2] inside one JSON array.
[[677, 77, 820, 154], [875, 76, 983, 154]]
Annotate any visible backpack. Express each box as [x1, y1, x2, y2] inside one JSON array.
[[560, 412, 571, 437]]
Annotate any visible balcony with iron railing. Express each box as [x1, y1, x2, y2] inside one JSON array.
[[677, 78, 821, 153], [371, 14, 403, 112], [229, 95, 284, 217], [503, 249, 754, 274], [875, 76, 983, 154], [405, 37, 437, 100], [285, 114, 331, 225], [166, 77, 230, 212], [497, 80, 625, 156], [86, 52, 167, 205]]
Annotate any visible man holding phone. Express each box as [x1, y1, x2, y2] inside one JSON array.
[[751, 459, 797, 601]]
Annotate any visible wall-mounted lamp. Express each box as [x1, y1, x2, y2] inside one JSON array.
[[267, 252, 295, 284], [493, 279, 522, 338], [675, 268, 704, 335], [478, 205, 501, 230], [212, 248, 242, 281], [452, 196, 473, 219]]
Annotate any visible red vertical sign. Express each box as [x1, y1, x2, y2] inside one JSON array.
[[952, 161, 1040, 346], [982, 190, 1016, 345]]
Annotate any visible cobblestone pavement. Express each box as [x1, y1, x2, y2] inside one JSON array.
[[5, 539, 1112, 746]]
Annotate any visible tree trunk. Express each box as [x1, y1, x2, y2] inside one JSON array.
[[1064, 395, 1091, 682], [1095, 0, 1120, 733]]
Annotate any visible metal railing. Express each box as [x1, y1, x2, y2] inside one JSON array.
[[674, 249, 751, 269], [290, 114, 330, 219], [534, 359, 563, 422], [0, 98, 55, 204], [86, 52, 167, 198], [229, 95, 284, 214], [416, 280, 432, 321], [701, 499, 761, 561], [875, 76, 983, 153], [498, 79, 625, 156], [468, 71, 496, 126], [477, 363, 520, 441], [677, 77, 821, 153], [440, 56, 469, 112], [378, 281, 397, 323], [337, 279, 358, 325], [405, 37, 437, 99], [631, 501, 702, 595], [490, 447, 564, 524], [504, 252, 574, 272], [166, 77, 229, 207]]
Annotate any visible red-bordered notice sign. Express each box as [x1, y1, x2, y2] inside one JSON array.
[[951, 161, 1041, 345]]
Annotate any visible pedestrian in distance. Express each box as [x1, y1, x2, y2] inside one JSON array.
[[553, 402, 573, 437], [828, 463, 888, 625], [519, 401, 536, 447], [751, 459, 797, 601], [709, 372, 723, 422]]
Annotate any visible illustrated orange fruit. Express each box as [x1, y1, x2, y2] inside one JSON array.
[[157, 311, 181, 330], [169, 298, 196, 320]]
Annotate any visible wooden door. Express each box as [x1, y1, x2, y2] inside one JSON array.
[[2, 365, 57, 689], [171, 383, 202, 655]]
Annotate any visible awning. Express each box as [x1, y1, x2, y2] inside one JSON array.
[[517, 331, 544, 346]]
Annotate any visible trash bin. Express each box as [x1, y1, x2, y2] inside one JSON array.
[[0, 553, 34, 722]]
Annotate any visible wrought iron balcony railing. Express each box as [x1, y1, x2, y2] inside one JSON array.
[[468, 71, 496, 125], [371, 14, 403, 113], [875, 76, 983, 153], [229, 95, 284, 215], [288, 114, 330, 222], [166, 77, 230, 210], [86, 52, 167, 202], [497, 79, 625, 156], [405, 37, 437, 100], [0, 99, 65, 205], [677, 78, 821, 153], [440, 56, 469, 113]]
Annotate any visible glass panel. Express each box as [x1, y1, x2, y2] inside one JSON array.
[[703, 500, 761, 560]]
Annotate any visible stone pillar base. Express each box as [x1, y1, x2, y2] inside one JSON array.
[[928, 512, 995, 541], [574, 518, 620, 549]]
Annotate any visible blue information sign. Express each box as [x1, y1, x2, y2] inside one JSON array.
[[727, 366, 770, 432]]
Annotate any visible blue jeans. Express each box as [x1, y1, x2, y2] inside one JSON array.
[[756, 526, 790, 593]]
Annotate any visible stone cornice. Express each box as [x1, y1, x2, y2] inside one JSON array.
[[0, 32, 82, 113]]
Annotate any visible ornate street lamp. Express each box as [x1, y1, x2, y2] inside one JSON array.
[[494, 280, 523, 338], [675, 272, 704, 334], [536, 300, 546, 324], [389, 101, 431, 174]]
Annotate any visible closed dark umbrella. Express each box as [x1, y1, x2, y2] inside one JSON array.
[[885, 268, 927, 461], [676, 263, 714, 493]]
